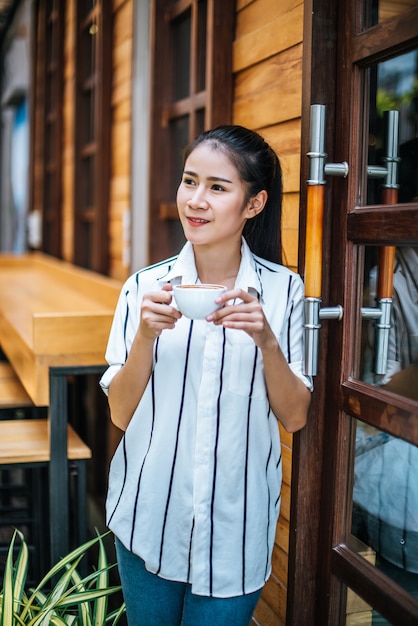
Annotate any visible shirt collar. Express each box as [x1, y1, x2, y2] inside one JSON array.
[[157, 238, 264, 300]]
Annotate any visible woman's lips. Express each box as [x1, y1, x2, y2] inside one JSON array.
[[187, 216, 209, 226]]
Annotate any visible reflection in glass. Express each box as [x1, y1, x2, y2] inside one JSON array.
[[351, 420, 418, 604], [344, 584, 399, 626], [360, 246, 418, 401], [344, 573, 373, 624], [366, 50, 418, 205], [363, 0, 418, 29]]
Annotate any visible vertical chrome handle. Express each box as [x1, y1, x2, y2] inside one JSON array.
[[303, 105, 345, 376], [365, 110, 399, 375]]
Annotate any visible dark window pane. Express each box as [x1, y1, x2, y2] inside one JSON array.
[[169, 115, 190, 192], [172, 9, 191, 100], [365, 50, 418, 205], [196, 0, 207, 92], [195, 108, 205, 138]]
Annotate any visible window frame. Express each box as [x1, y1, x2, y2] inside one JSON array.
[[148, 0, 235, 263], [73, 0, 112, 273]]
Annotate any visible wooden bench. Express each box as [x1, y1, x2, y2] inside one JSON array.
[[0, 361, 32, 408], [0, 418, 92, 464], [0, 361, 91, 575]]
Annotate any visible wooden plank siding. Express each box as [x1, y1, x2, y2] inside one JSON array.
[[108, 0, 133, 280], [62, 0, 75, 262], [233, 1, 304, 624]]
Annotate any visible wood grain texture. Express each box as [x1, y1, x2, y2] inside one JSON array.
[[0, 253, 121, 405], [0, 419, 91, 463]]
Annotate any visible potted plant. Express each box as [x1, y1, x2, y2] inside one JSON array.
[[0, 529, 125, 625]]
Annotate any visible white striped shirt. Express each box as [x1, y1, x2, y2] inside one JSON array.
[[100, 239, 312, 598]]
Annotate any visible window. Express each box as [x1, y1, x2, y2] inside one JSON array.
[[74, 0, 112, 273], [39, 0, 64, 257], [148, 0, 235, 263]]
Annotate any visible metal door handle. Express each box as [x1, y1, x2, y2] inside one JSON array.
[[303, 106, 400, 377], [363, 110, 399, 374], [303, 105, 345, 376]]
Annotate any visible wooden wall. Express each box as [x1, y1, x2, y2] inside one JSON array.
[[232, 1, 304, 624], [62, 0, 75, 262], [108, 0, 133, 280]]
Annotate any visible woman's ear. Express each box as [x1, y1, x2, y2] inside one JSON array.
[[245, 190, 268, 219]]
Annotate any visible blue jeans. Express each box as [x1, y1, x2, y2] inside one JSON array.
[[115, 537, 262, 626]]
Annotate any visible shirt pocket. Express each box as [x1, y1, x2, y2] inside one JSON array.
[[227, 332, 266, 398]]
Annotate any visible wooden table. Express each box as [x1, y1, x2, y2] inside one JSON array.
[[0, 252, 121, 565]]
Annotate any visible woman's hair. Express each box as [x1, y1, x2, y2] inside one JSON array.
[[184, 125, 282, 264]]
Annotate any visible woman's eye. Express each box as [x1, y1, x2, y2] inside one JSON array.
[[212, 184, 225, 192], [183, 177, 196, 186]]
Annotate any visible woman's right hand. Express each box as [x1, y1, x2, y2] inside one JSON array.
[[138, 283, 182, 341], [108, 284, 181, 430]]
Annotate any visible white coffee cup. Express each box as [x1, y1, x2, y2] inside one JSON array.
[[173, 284, 227, 319]]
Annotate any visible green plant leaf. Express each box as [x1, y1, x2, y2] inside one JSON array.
[[28, 556, 85, 623], [21, 550, 85, 620], [0, 531, 125, 625], [93, 533, 109, 626], [28, 534, 108, 600], [12, 529, 29, 615], [49, 616, 68, 626], [107, 602, 126, 625], [1, 529, 18, 626], [56, 587, 122, 607]]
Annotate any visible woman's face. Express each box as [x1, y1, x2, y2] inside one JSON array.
[[176, 143, 252, 250]]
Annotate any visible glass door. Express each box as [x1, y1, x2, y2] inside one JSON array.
[[288, 2, 418, 625], [323, 2, 418, 624]]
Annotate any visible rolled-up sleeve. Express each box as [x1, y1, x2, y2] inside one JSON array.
[[100, 283, 134, 395]]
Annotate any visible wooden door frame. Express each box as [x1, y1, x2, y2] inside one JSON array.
[[286, 0, 343, 622], [288, 1, 418, 624]]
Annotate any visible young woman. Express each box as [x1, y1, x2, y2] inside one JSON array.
[[100, 125, 312, 625]]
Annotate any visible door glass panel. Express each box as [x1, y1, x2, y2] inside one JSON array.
[[358, 245, 418, 401], [366, 49, 418, 205], [345, 576, 374, 625], [351, 420, 418, 598], [344, 590, 400, 626], [362, 0, 418, 29]]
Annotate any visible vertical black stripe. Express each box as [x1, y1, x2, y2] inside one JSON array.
[[157, 321, 194, 573], [187, 517, 195, 583], [242, 345, 259, 594], [123, 293, 130, 361], [209, 328, 226, 595], [107, 433, 128, 525], [130, 337, 160, 549], [264, 442, 273, 578], [274, 451, 282, 508], [286, 276, 293, 363]]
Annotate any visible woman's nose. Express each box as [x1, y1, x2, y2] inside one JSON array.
[[187, 185, 208, 209]]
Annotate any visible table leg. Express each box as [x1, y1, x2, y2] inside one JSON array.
[[48, 364, 106, 567], [49, 368, 69, 566]]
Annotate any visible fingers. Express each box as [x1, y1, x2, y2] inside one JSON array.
[[139, 287, 182, 338], [214, 288, 254, 306], [207, 289, 263, 328]]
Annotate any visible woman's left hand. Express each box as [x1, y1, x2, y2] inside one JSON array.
[[208, 288, 310, 432], [206, 288, 276, 351]]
